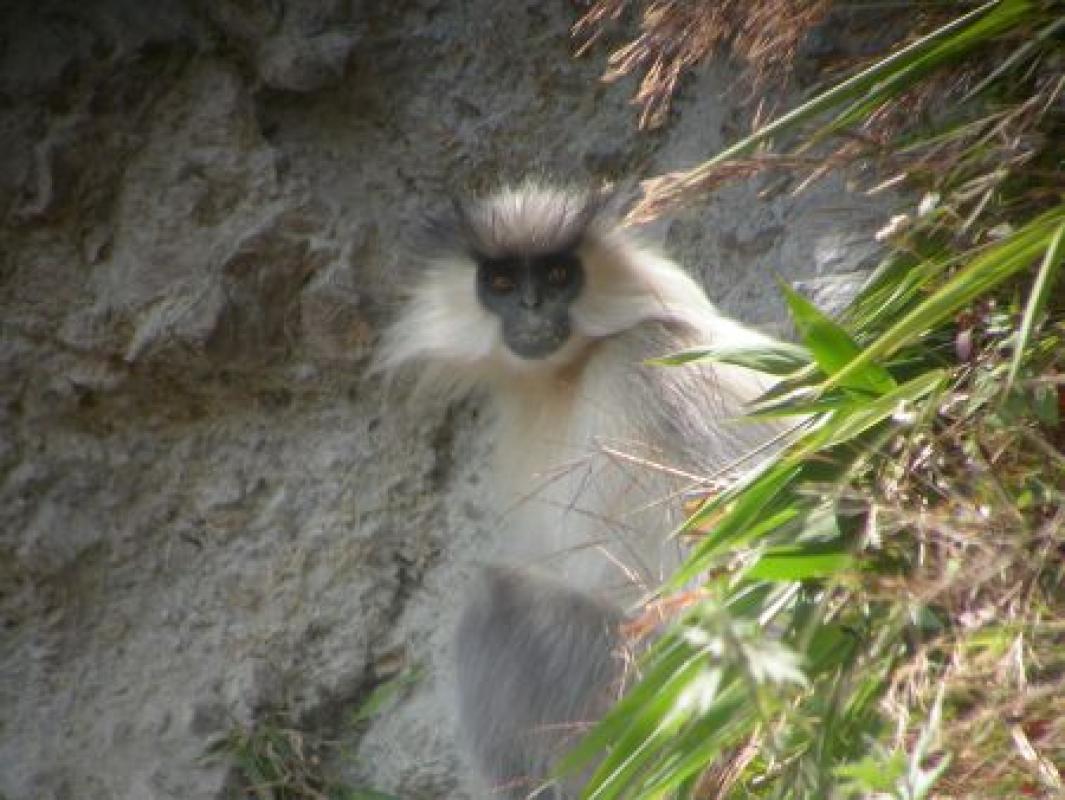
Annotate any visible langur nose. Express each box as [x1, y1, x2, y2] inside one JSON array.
[[519, 282, 542, 309]]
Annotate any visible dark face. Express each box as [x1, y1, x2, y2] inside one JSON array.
[[476, 251, 584, 359]]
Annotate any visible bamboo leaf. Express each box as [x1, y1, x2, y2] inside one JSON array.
[[671, 463, 801, 587], [649, 340, 811, 375], [557, 640, 698, 778], [635, 685, 752, 796], [782, 282, 896, 395], [578, 657, 709, 798], [745, 542, 853, 581]]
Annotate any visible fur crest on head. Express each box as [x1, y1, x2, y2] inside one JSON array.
[[421, 181, 610, 261]]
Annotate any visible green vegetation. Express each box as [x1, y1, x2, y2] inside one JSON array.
[[568, 2, 1065, 797], [210, 715, 349, 800], [208, 670, 418, 800]]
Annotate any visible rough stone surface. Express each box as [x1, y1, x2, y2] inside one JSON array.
[[0, 3, 892, 798]]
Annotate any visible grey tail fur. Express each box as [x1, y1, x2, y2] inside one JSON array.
[[455, 567, 623, 799]]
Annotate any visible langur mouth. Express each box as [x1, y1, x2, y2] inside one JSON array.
[[505, 333, 567, 359], [504, 326, 569, 359]]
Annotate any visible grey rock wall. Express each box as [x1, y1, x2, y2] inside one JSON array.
[[0, 2, 889, 798]]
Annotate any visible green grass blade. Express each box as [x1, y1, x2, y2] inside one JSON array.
[[663, 1, 1010, 186], [747, 396, 849, 419], [822, 205, 1065, 393], [964, 12, 1065, 99], [686, 506, 802, 569], [1005, 220, 1065, 391], [787, 370, 947, 466], [846, 249, 957, 334], [822, 0, 1035, 135], [350, 668, 422, 724]]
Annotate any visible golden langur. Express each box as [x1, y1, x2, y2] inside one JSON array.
[[378, 182, 783, 798]]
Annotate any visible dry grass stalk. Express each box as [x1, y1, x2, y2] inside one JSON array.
[[574, 0, 832, 130], [623, 153, 837, 224], [865, 335, 1065, 797]]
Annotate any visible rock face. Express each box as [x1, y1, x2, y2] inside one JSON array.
[[0, 2, 888, 798]]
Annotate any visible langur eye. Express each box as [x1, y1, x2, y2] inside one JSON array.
[[489, 274, 515, 293], [546, 265, 569, 285]]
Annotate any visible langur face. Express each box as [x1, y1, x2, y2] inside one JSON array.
[[475, 251, 584, 359]]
